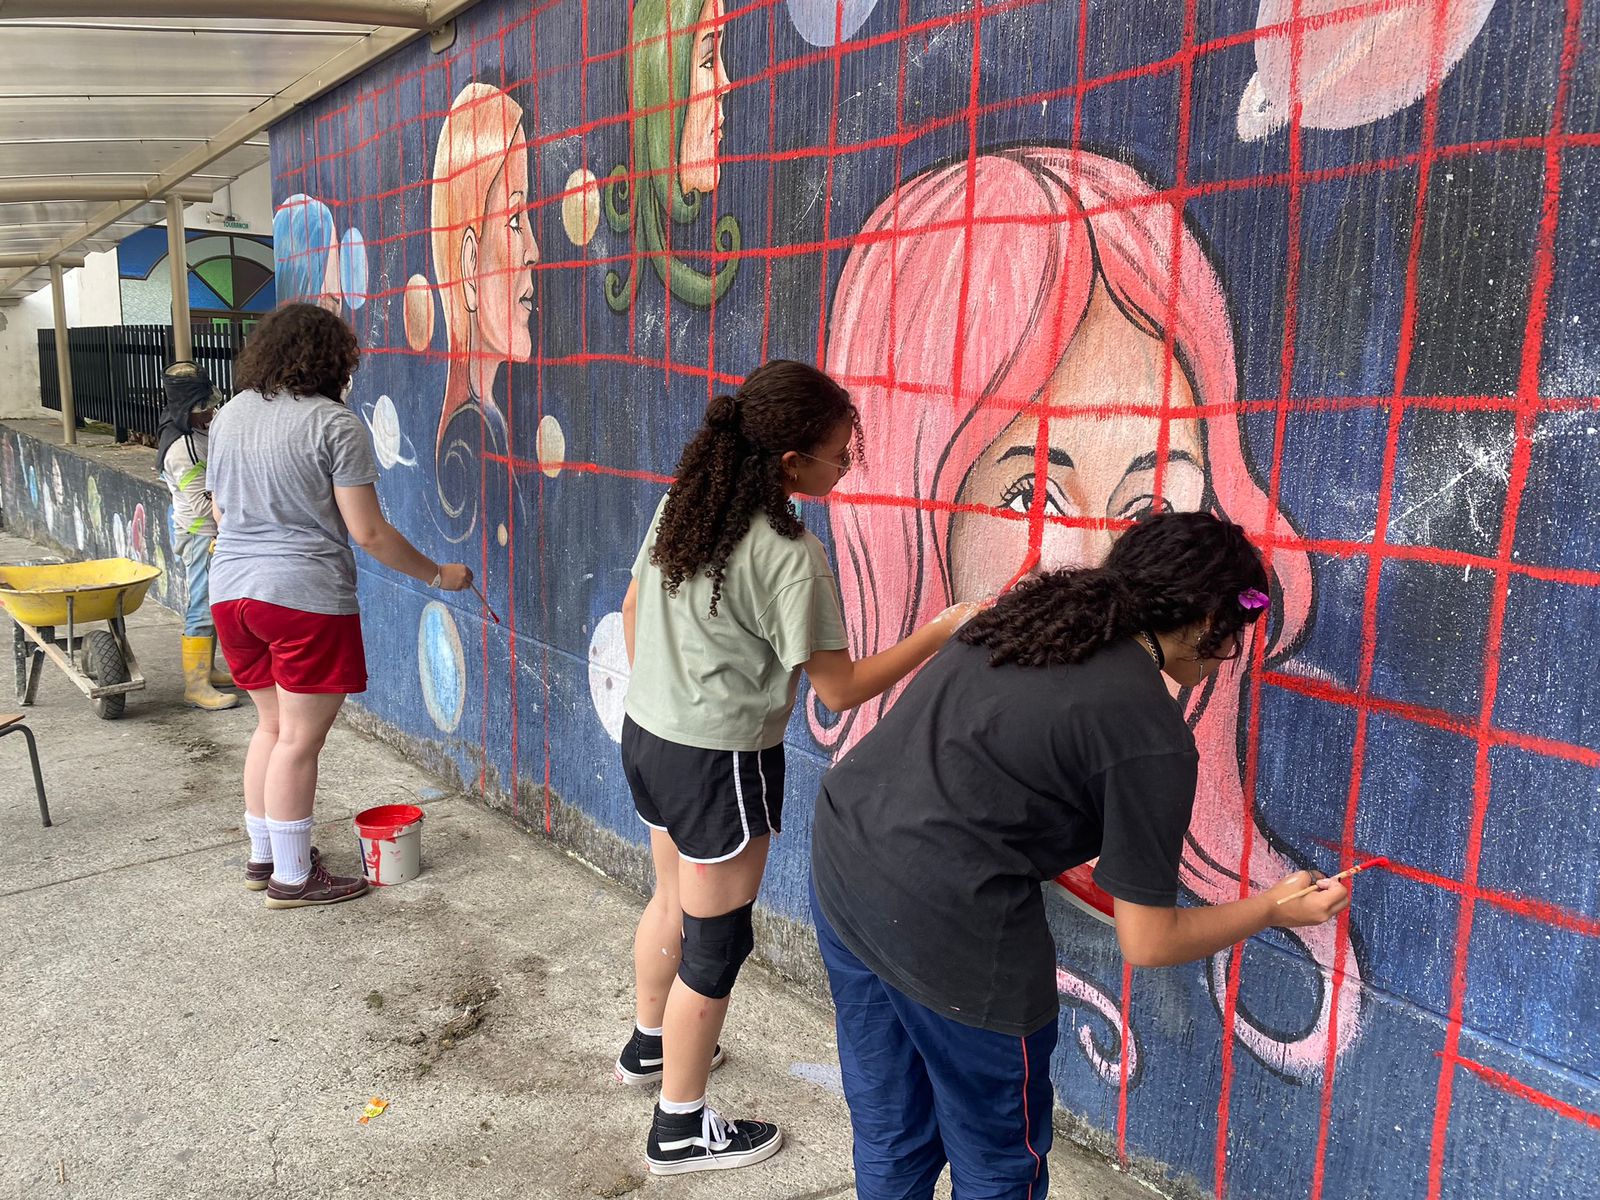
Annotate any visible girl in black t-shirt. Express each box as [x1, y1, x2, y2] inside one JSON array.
[[810, 512, 1354, 1200]]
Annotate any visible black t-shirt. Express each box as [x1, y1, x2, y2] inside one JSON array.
[[811, 637, 1197, 1036]]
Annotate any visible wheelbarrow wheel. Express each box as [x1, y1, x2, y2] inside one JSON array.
[[83, 630, 129, 720]]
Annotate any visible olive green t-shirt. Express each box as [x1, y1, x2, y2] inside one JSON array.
[[624, 495, 848, 752]]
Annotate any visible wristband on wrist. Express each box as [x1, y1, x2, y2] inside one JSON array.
[[430, 569, 442, 588]]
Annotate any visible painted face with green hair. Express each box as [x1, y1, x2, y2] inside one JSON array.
[[605, 0, 742, 310]]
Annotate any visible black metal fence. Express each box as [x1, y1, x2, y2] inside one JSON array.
[[38, 323, 249, 441]]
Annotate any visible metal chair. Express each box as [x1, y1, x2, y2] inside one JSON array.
[[1, 713, 49, 827]]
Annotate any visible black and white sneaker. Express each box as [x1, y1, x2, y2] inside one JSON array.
[[646, 1103, 783, 1175], [614, 1027, 726, 1086]]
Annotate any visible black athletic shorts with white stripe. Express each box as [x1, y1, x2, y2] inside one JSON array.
[[621, 716, 785, 864]]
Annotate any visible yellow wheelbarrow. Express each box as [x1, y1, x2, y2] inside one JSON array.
[[1, 558, 162, 720]]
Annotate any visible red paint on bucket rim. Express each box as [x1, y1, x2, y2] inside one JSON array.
[[354, 803, 425, 839]]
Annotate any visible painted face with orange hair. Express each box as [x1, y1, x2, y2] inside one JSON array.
[[430, 82, 539, 446]]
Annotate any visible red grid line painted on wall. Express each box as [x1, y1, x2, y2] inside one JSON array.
[[1309, 2, 1452, 1194], [1217, 0, 1307, 1190], [1428, 2, 1588, 1192], [273, 125, 1600, 326], [1450, 1055, 1600, 1133]]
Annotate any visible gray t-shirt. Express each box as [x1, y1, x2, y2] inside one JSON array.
[[208, 389, 379, 615], [625, 495, 848, 751]]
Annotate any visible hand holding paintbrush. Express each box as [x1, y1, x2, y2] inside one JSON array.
[[1274, 856, 1389, 906], [430, 563, 499, 624]]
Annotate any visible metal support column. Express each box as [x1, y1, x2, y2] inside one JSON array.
[[166, 194, 192, 362], [48, 260, 77, 445]]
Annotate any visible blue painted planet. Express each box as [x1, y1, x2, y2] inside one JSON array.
[[418, 601, 465, 733]]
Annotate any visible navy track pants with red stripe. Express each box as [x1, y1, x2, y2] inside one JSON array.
[[812, 880, 1058, 1199]]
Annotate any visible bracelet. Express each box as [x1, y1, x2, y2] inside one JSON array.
[[430, 571, 442, 588]]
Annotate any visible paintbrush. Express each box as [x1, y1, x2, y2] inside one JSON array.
[[1274, 856, 1389, 905], [472, 584, 501, 625]]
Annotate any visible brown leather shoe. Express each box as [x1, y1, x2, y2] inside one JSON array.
[[246, 846, 320, 891], [263, 852, 368, 909]]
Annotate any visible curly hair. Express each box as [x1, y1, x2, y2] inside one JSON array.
[[232, 303, 360, 402], [653, 360, 862, 615], [960, 511, 1270, 668]]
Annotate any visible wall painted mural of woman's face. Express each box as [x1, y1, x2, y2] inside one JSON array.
[[677, 0, 728, 196], [471, 134, 538, 364], [947, 284, 1206, 600]]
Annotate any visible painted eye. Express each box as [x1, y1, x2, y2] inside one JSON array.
[[509, 212, 522, 232], [998, 475, 1065, 516], [1117, 494, 1167, 521]]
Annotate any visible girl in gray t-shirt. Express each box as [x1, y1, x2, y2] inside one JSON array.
[[209, 304, 474, 911]]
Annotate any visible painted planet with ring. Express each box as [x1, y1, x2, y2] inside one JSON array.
[[361, 394, 418, 470]]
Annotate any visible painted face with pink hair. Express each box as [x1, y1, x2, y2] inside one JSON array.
[[820, 146, 1362, 1084]]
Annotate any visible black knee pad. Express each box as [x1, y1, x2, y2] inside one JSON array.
[[678, 901, 755, 999]]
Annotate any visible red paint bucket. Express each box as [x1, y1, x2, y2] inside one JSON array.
[[353, 803, 425, 886]]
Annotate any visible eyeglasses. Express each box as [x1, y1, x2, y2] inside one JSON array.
[[797, 448, 852, 476]]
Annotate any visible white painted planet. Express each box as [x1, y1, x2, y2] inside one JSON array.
[[588, 610, 631, 742], [361, 394, 418, 469], [561, 169, 602, 246], [536, 414, 565, 478], [786, 0, 883, 46]]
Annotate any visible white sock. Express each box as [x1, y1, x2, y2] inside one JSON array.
[[658, 1094, 704, 1116], [266, 817, 314, 885], [244, 814, 272, 863], [636, 1023, 664, 1038]]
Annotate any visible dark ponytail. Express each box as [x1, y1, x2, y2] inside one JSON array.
[[651, 360, 861, 615], [959, 511, 1270, 668]]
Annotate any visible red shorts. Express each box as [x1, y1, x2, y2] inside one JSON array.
[[212, 599, 368, 695]]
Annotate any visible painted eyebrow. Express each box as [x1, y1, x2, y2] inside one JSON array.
[[1124, 449, 1201, 473], [996, 444, 1073, 469]]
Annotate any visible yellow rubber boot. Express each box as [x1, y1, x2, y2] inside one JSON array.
[[183, 636, 239, 710], [208, 640, 235, 689]]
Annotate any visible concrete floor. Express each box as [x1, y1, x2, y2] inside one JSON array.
[[0, 526, 1156, 1200]]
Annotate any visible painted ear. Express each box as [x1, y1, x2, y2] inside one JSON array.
[[459, 228, 480, 314]]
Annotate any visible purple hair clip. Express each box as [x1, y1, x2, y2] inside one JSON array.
[[1238, 588, 1270, 611]]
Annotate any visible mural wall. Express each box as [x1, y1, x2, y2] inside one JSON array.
[[263, 1, 1599, 1196], [0, 428, 179, 613]]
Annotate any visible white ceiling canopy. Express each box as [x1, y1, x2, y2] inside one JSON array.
[[0, 1, 480, 303]]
